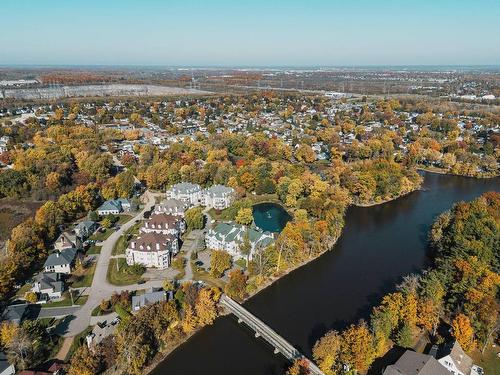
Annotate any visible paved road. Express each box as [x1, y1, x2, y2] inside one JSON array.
[[58, 191, 165, 337]]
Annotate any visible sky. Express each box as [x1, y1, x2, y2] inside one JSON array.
[[1, 0, 499, 66]]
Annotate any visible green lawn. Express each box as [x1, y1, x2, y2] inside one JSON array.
[[112, 222, 142, 255], [107, 258, 144, 286], [117, 214, 134, 224], [192, 264, 226, 289], [14, 282, 32, 299], [89, 228, 115, 242], [471, 347, 500, 375], [70, 262, 96, 288], [41, 293, 88, 308], [86, 245, 102, 254]]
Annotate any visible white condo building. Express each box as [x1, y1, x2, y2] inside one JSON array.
[[166, 182, 202, 206], [202, 185, 235, 210]]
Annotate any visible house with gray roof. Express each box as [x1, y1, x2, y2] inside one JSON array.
[[436, 341, 483, 375], [75, 220, 98, 240], [97, 198, 131, 216], [383, 350, 449, 375], [2, 304, 32, 325], [202, 185, 235, 210], [205, 222, 274, 260], [31, 272, 64, 301], [131, 290, 167, 311], [54, 231, 81, 251], [44, 247, 78, 274], [154, 198, 188, 216], [0, 352, 14, 375], [166, 182, 202, 206]]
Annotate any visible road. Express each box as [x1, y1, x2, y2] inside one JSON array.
[[57, 190, 165, 337]]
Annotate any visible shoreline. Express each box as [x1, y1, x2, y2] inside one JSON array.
[[416, 166, 499, 179], [143, 186, 422, 374], [141, 170, 497, 374]]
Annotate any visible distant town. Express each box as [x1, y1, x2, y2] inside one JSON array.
[[0, 66, 498, 375]]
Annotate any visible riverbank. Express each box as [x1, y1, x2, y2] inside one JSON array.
[[416, 166, 499, 178]]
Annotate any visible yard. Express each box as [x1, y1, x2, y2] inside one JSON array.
[[69, 261, 96, 288], [40, 292, 88, 308], [192, 262, 226, 289], [471, 346, 500, 375], [112, 221, 141, 255], [89, 228, 115, 242], [107, 258, 145, 286], [86, 245, 102, 254]]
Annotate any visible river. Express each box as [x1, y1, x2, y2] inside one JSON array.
[[151, 172, 499, 375]]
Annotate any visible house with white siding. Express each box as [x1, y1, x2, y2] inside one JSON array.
[[202, 185, 235, 210], [205, 222, 274, 260], [166, 183, 202, 206], [125, 232, 178, 269]]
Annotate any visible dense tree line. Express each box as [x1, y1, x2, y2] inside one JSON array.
[[311, 192, 499, 374]]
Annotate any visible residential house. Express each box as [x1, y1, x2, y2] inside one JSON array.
[[54, 231, 81, 251], [154, 198, 189, 216], [31, 273, 64, 301], [97, 198, 131, 216], [435, 341, 483, 375], [383, 350, 449, 375], [125, 232, 178, 269], [44, 247, 78, 274], [2, 304, 32, 325], [202, 185, 235, 210], [74, 220, 98, 240], [141, 214, 186, 236], [166, 182, 202, 206], [205, 223, 274, 260], [0, 352, 14, 375], [131, 290, 167, 311], [18, 361, 64, 375], [0, 136, 10, 154], [86, 318, 120, 349]]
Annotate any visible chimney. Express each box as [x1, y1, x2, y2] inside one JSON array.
[[131, 241, 135, 249], [156, 243, 160, 250]]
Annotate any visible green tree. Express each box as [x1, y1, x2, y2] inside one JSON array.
[[235, 207, 253, 225], [184, 206, 204, 230], [210, 250, 232, 278]]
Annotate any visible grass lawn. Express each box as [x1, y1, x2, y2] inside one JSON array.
[[89, 228, 115, 242], [117, 214, 134, 225], [70, 262, 96, 288], [112, 222, 141, 255], [86, 245, 102, 254], [471, 346, 500, 375], [14, 282, 32, 299], [107, 258, 144, 286], [41, 293, 88, 308], [192, 264, 226, 289]]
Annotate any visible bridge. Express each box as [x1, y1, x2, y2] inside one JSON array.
[[220, 295, 324, 375]]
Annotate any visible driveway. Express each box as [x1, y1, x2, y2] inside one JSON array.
[[36, 306, 81, 319], [59, 191, 165, 337]]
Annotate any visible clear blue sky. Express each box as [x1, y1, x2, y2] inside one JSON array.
[[1, 0, 499, 66]]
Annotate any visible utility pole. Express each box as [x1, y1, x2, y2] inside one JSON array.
[[69, 287, 74, 306]]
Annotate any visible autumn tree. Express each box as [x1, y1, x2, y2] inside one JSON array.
[[452, 314, 475, 351], [340, 322, 375, 373], [312, 330, 341, 374], [67, 345, 102, 375], [185, 206, 204, 230], [235, 207, 253, 225], [225, 270, 248, 301], [195, 288, 218, 326], [210, 250, 231, 277]]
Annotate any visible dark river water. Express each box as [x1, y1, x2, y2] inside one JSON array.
[[253, 202, 291, 232], [151, 173, 499, 375]]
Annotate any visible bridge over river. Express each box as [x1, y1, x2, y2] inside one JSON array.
[[220, 295, 324, 375]]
